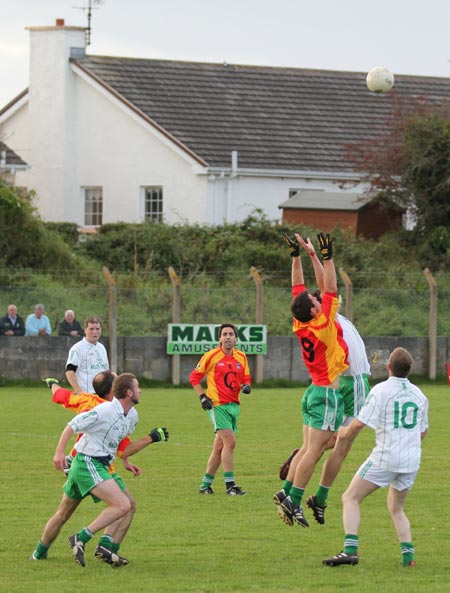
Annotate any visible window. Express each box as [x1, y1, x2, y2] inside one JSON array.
[[144, 186, 163, 222], [84, 187, 103, 226]]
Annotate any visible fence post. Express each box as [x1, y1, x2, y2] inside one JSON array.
[[424, 268, 438, 380], [339, 268, 353, 321], [102, 266, 117, 373], [249, 266, 264, 384], [168, 266, 181, 385]]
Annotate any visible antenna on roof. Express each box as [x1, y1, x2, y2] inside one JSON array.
[[73, 0, 104, 46]]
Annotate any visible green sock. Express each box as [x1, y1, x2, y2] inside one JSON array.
[[200, 473, 214, 489], [343, 534, 359, 554], [77, 527, 94, 544], [283, 480, 293, 495], [34, 540, 50, 559], [315, 484, 330, 507], [289, 486, 304, 507], [224, 471, 235, 488], [400, 542, 415, 565], [111, 542, 120, 554], [98, 535, 113, 550]]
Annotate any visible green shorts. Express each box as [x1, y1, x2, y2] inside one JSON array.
[[339, 373, 370, 418], [301, 384, 343, 431], [63, 453, 126, 500], [209, 403, 240, 433]]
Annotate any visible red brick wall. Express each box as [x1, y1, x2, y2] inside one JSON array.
[[281, 205, 403, 238], [281, 209, 358, 235]]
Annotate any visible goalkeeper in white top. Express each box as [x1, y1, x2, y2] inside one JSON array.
[[323, 346, 428, 568]]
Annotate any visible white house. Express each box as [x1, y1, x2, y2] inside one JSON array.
[[1, 19, 449, 231]]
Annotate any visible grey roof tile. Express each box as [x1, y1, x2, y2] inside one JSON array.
[[73, 56, 450, 172], [0, 142, 27, 167]]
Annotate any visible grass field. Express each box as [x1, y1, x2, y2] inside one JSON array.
[[2, 384, 450, 593]]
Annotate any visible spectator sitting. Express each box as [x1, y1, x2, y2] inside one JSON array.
[[25, 303, 52, 336], [0, 304, 26, 336], [58, 310, 84, 338]]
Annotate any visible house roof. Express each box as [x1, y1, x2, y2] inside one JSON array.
[[0, 142, 27, 168], [279, 190, 371, 211], [72, 56, 450, 173]]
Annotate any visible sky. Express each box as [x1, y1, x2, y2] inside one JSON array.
[[1, 0, 450, 108]]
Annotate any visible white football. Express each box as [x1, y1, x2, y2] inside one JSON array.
[[366, 66, 394, 94]]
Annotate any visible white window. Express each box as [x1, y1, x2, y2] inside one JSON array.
[[84, 187, 103, 226], [144, 186, 163, 222]]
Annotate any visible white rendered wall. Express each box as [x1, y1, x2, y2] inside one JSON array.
[[206, 173, 365, 224], [72, 74, 208, 225], [27, 26, 86, 221]]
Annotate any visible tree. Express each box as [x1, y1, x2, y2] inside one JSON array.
[[346, 97, 450, 236], [0, 180, 80, 271]]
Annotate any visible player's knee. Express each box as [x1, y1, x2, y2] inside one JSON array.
[[114, 496, 132, 515], [129, 497, 137, 514]]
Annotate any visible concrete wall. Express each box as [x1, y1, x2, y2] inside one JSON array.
[[1, 335, 449, 382]]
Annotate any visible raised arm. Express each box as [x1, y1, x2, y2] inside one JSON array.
[[317, 233, 337, 294], [283, 233, 304, 286], [296, 234, 324, 293]]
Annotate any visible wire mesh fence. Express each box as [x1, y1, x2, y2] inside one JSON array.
[[1, 277, 449, 338]]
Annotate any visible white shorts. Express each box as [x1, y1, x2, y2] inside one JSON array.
[[357, 459, 418, 491]]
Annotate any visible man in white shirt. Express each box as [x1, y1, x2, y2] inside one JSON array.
[[30, 373, 169, 568], [302, 312, 372, 524], [65, 316, 109, 393], [323, 347, 428, 568]]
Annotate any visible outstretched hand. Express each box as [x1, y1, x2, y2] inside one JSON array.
[[283, 233, 300, 257], [149, 427, 169, 442], [317, 233, 335, 260], [295, 234, 316, 257]]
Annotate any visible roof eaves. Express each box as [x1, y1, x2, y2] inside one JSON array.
[[70, 58, 209, 168], [0, 88, 29, 117], [206, 166, 362, 180]]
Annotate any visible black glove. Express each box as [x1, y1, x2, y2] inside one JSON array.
[[317, 233, 335, 261], [149, 427, 169, 442], [199, 393, 213, 410], [283, 233, 300, 257], [241, 384, 252, 394]]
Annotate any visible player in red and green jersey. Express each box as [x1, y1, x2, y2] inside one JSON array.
[[189, 323, 252, 496], [275, 232, 349, 528]]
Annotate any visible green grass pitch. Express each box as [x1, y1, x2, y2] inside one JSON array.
[[2, 384, 450, 593]]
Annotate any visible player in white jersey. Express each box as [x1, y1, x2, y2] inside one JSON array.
[[31, 373, 169, 568], [323, 347, 428, 568], [337, 313, 371, 423], [65, 316, 109, 393], [302, 312, 372, 524]]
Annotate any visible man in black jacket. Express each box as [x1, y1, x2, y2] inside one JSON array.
[[58, 310, 84, 338], [0, 304, 25, 335]]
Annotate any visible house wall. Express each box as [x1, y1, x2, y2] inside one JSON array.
[[2, 24, 209, 226], [206, 174, 356, 224], [27, 26, 86, 222], [72, 75, 209, 225], [1, 24, 373, 228]]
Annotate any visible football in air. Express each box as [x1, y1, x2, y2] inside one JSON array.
[[366, 66, 394, 93]]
